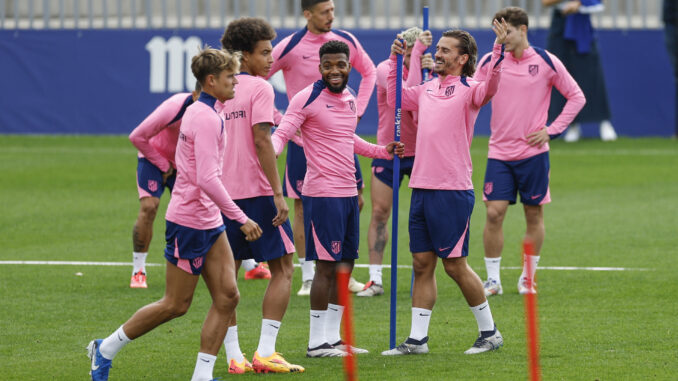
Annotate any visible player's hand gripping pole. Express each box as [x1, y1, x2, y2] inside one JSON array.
[[389, 40, 404, 350], [523, 239, 541, 381], [422, 6, 431, 81]]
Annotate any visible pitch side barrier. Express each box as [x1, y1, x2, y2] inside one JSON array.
[[0, 28, 673, 136]]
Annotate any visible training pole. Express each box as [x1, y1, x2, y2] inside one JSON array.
[[523, 240, 542, 381], [337, 264, 357, 381], [422, 6, 430, 81], [389, 41, 404, 350], [411, 5, 430, 296]]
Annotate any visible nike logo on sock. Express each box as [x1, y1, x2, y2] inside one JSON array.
[[200, 358, 211, 363], [328, 307, 338, 311], [117, 333, 123, 341], [419, 313, 430, 316], [311, 314, 320, 318], [479, 305, 488, 310], [268, 324, 280, 329]]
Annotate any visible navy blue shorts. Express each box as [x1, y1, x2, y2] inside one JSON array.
[[483, 151, 551, 205], [222, 196, 295, 262], [136, 157, 175, 199], [283, 142, 364, 199], [371, 157, 415, 188], [409, 189, 474, 259], [302, 196, 360, 262], [164, 221, 225, 275]]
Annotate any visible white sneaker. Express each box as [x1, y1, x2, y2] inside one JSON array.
[[348, 277, 364, 293], [297, 280, 312, 296], [600, 120, 618, 141], [381, 337, 429, 356], [563, 124, 581, 142], [464, 328, 503, 355], [356, 281, 384, 297], [518, 276, 537, 295], [306, 343, 348, 357], [483, 279, 503, 296], [332, 340, 369, 354]]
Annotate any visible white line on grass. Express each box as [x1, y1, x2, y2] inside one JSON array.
[[0, 260, 652, 271]]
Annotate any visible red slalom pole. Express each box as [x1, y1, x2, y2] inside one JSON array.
[[523, 240, 541, 381], [337, 264, 357, 381]]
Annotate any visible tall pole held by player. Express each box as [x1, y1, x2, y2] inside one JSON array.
[[422, 6, 430, 81], [389, 40, 404, 350]]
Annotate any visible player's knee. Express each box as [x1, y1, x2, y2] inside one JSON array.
[[162, 296, 193, 318], [486, 206, 506, 225], [371, 203, 391, 222], [215, 286, 240, 312], [412, 257, 435, 278], [139, 201, 159, 220]]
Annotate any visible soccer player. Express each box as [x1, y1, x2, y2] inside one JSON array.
[[271, 41, 404, 357], [87, 47, 263, 381], [381, 20, 508, 356], [268, 0, 377, 295], [129, 89, 268, 289], [218, 17, 303, 374], [357, 27, 434, 297], [127, 83, 200, 288], [477, 7, 585, 296]]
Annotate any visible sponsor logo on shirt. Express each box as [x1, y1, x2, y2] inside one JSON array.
[[331, 241, 342, 254], [223, 110, 247, 120], [529, 64, 539, 77]]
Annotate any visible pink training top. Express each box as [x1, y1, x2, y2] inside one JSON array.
[[375, 39, 427, 157], [166, 92, 248, 229], [268, 27, 376, 117], [475, 46, 586, 161], [272, 81, 391, 197], [388, 43, 504, 191], [221, 73, 277, 200], [129, 93, 193, 173]]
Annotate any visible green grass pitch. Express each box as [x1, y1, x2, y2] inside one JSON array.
[[1, 135, 676, 380]]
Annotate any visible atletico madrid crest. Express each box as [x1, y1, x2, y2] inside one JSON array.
[[331, 241, 342, 254], [484, 182, 493, 195], [529, 65, 539, 76], [148, 180, 158, 192]]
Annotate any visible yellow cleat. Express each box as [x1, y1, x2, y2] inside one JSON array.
[[252, 351, 305, 373], [228, 357, 254, 374]]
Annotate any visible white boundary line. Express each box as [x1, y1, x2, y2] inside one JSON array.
[[0, 260, 652, 271]]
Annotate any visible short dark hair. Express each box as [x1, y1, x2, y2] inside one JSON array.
[[494, 7, 529, 28], [221, 17, 276, 53], [441, 30, 477, 77], [319, 40, 350, 60], [302, 0, 331, 11]]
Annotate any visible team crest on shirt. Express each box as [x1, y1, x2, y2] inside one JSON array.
[[445, 85, 455, 97], [148, 180, 158, 192], [348, 100, 356, 113], [484, 182, 493, 195], [529, 65, 539, 76], [192, 256, 203, 269], [331, 241, 342, 254]]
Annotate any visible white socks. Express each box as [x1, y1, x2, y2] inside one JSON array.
[[132, 252, 147, 274], [308, 310, 327, 348], [470, 301, 495, 332], [191, 352, 217, 381], [223, 326, 244, 364], [409, 307, 432, 341], [368, 264, 383, 285], [485, 257, 502, 283], [257, 319, 281, 358], [325, 303, 344, 345], [241, 259, 258, 272], [520, 255, 540, 281], [300, 258, 315, 282], [99, 326, 131, 360]]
